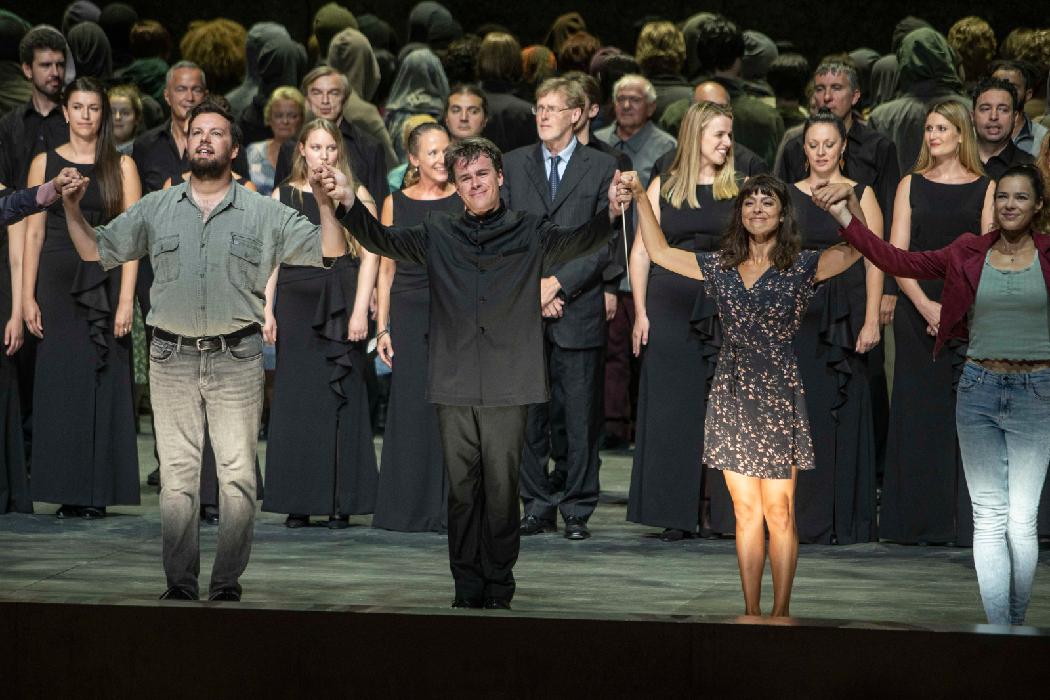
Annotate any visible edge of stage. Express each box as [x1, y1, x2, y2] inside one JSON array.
[[2, 599, 1049, 696]]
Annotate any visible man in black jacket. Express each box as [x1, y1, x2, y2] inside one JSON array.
[[502, 77, 619, 541], [333, 138, 630, 608]]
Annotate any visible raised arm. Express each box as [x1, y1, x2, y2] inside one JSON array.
[[322, 165, 427, 263], [813, 178, 949, 281], [627, 172, 701, 281], [812, 182, 865, 282]]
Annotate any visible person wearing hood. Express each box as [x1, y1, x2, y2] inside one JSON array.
[[61, 1, 100, 38], [68, 21, 112, 83], [384, 48, 450, 162], [741, 30, 778, 99], [407, 2, 453, 45], [97, 2, 137, 74], [869, 27, 971, 174], [328, 27, 397, 169], [869, 16, 930, 109], [226, 22, 290, 120], [312, 2, 357, 64], [848, 47, 881, 114], [0, 12, 33, 118], [237, 33, 307, 146]]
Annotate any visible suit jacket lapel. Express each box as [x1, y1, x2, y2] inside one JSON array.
[[525, 145, 551, 214], [550, 146, 590, 215]]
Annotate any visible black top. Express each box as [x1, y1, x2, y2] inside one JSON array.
[[0, 101, 68, 187], [982, 139, 1034, 182], [273, 118, 388, 209], [790, 183, 867, 249], [342, 199, 616, 406], [659, 184, 736, 254], [132, 119, 251, 194], [390, 189, 462, 293], [479, 81, 537, 155], [775, 119, 900, 221]]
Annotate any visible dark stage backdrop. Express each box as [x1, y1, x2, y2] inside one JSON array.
[[5, 1, 1049, 72]]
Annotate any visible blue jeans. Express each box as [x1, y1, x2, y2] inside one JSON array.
[[150, 332, 264, 598], [955, 362, 1050, 625]]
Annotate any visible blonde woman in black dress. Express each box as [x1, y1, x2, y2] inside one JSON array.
[[628, 171, 869, 616], [261, 118, 379, 528]]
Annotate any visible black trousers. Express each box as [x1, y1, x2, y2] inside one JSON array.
[[437, 403, 528, 603], [520, 342, 604, 523]]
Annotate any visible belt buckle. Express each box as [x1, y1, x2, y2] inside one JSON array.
[[195, 337, 208, 351]]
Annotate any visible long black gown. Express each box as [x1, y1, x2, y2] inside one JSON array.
[[880, 174, 988, 546], [789, 184, 877, 544], [0, 221, 29, 514], [30, 151, 139, 508], [262, 185, 378, 517], [627, 184, 733, 532], [372, 189, 462, 532]]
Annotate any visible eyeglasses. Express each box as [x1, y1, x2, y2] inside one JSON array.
[[532, 105, 573, 116]]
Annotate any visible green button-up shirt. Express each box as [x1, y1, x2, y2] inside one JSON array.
[[95, 181, 325, 336]]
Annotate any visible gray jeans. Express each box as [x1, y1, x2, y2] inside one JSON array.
[[149, 331, 264, 597]]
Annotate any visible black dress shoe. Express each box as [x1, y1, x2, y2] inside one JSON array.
[[564, 516, 591, 540], [208, 589, 241, 602], [659, 528, 692, 542], [201, 505, 220, 525], [520, 514, 556, 535], [483, 598, 511, 610], [159, 586, 197, 601], [451, 598, 483, 609], [285, 514, 310, 528], [81, 506, 107, 519], [327, 514, 350, 529], [146, 467, 160, 486], [56, 505, 82, 519]]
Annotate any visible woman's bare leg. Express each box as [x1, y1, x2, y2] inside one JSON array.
[[761, 468, 799, 617], [724, 470, 765, 615]]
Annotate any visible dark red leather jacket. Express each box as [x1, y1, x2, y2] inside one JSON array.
[[838, 216, 1050, 357]]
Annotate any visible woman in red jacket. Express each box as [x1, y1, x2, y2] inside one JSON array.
[[815, 164, 1050, 626]]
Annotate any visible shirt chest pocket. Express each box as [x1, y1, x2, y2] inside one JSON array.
[[151, 235, 181, 285], [228, 234, 262, 290]]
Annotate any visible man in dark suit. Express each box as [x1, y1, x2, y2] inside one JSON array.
[[502, 77, 619, 540]]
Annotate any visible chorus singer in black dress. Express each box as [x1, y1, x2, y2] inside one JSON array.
[[328, 137, 632, 609]]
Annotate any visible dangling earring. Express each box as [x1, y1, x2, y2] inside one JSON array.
[[803, 160, 810, 174], [839, 155, 845, 170]]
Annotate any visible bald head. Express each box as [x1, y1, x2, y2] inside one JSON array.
[[693, 81, 730, 107]]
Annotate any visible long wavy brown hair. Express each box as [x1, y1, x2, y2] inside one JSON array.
[[719, 175, 802, 271]]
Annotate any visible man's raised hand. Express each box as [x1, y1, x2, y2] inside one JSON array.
[[320, 163, 354, 208]]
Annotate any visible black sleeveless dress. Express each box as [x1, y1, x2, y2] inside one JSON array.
[[262, 185, 378, 516], [372, 189, 462, 532], [881, 174, 988, 546], [30, 151, 139, 508], [0, 212, 28, 513], [627, 184, 733, 533], [789, 183, 877, 544]]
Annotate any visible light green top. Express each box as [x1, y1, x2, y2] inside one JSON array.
[[95, 181, 326, 337], [967, 252, 1050, 361]]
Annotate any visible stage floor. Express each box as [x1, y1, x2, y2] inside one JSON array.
[[1, 436, 1048, 629]]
